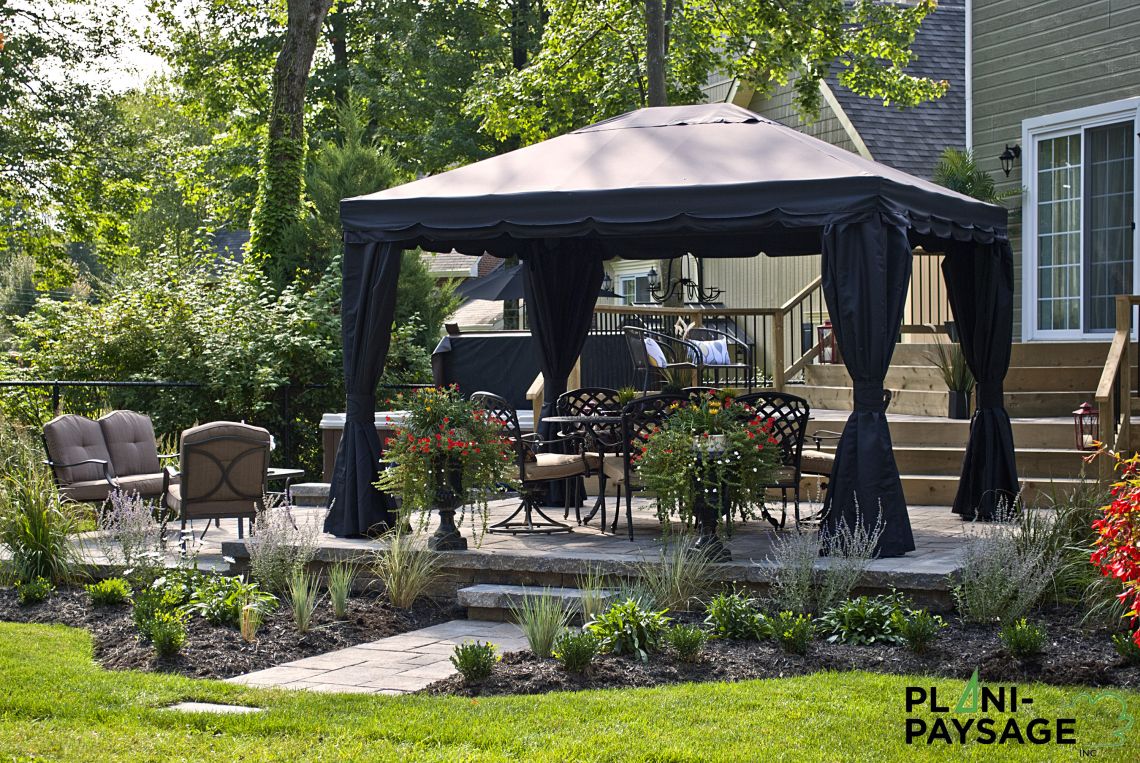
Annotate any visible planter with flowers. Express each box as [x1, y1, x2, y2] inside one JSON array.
[[375, 386, 515, 550], [633, 391, 781, 560]]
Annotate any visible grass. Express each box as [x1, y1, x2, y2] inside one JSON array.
[[1, 622, 1138, 761]]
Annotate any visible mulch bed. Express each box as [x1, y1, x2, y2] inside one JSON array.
[[424, 606, 1140, 697], [0, 587, 461, 680]]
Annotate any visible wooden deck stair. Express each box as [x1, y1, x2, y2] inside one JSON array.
[[795, 342, 1116, 507]]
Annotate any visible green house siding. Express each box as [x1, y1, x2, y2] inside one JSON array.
[[972, 0, 1140, 339]]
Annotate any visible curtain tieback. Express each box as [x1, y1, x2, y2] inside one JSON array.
[[852, 382, 887, 413], [346, 394, 377, 424], [976, 383, 1004, 409]]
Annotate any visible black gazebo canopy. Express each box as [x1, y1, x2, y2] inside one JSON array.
[[328, 103, 1017, 556]]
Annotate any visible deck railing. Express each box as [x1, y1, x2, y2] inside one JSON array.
[[1095, 295, 1140, 477]]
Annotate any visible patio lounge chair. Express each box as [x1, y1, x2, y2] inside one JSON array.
[[42, 410, 174, 504], [733, 391, 812, 528], [164, 421, 270, 541], [623, 326, 702, 392], [471, 391, 600, 534], [683, 326, 753, 391]]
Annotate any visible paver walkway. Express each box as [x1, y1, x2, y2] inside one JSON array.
[[227, 620, 526, 695]]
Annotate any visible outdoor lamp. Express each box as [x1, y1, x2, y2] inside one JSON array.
[[999, 144, 1021, 177], [1072, 402, 1099, 451], [647, 267, 660, 292], [601, 272, 614, 293]]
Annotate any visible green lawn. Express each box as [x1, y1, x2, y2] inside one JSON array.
[[1, 621, 1137, 762]]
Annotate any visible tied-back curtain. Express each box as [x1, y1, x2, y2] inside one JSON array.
[[325, 242, 403, 537], [522, 240, 605, 432], [820, 214, 916, 557], [941, 240, 1018, 520]]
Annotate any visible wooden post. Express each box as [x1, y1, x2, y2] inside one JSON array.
[[1118, 295, 1132, 453], [772, 311, 786, 391], [569, 356, 582, 391]]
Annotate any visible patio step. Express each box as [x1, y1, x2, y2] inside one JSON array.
[[798, 384, 1094, 418], [804, 418, 1078, 449], [805, 363, 1103, 394], [456, 584, 619, 623]]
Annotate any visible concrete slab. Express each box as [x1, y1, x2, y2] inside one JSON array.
[[165, 702, 263, 714]]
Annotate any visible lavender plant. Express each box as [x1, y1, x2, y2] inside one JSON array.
[[97, 489, 166, 580], [246, 496, 319, 595]]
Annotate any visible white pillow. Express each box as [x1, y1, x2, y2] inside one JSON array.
[[694, 339, 730, 365], [643, 337, 668, 368]]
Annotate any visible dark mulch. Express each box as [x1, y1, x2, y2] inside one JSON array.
[[0, 587, 462, 680], [424, 607, 1140, 697]]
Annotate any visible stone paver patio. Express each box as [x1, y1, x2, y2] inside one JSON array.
[[227, 619, 526, 694]]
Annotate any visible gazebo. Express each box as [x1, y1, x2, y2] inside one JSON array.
[[327, 103, 1017, 557]]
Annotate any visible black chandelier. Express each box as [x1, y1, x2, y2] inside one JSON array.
[[646, 260, 723, 304]]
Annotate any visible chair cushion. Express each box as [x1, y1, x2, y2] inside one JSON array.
[[585, 452, 627, 484], [178, 421, 270, 505], [643, 338, 667, 368], [43, 415, 113, 485], [523, 452, 596, 481], [99, 411, 161, 477], [61, 472, 171, 502], [689, 339, 730, 365], [165, 483, 258, 519], [800, 449, 834, 476]]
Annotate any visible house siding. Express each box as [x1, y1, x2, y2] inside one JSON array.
[[972, 0, 1140, 339]]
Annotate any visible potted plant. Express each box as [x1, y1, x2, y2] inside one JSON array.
[[375, 386, 515, 550], [633, 391, 781, 560], [927, 340, 975, 420]]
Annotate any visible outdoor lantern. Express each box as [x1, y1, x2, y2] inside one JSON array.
[[647, 267, 660, 292], [817, 320, 842, 364], [999, 144, 1021, 177], [601, 272, 613, 293], [1073, 402, 1099, 451]]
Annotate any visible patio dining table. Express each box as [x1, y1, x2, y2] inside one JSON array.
[[541, 414, 624, 531]]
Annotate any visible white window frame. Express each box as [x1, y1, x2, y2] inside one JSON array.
[[1022, 97, 1140, 341]]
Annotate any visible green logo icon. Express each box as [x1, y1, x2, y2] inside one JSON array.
[[1064, 691, 1133, 749], [955, 669, 981, 714]]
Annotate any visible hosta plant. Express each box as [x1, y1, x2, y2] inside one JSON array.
[[586, 598, 671, 662]]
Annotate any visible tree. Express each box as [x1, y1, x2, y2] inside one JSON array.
[[247, 0, 335, 281], [470, 0, 948, 144]]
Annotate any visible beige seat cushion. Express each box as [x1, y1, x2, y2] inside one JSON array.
[[584, 452, 629, 485], [800, 449, 834, 476], [43, 415, 113, 485], [61, 472, 171, 502], [99, 411, 161, 477], [523, 452, 598, 481]]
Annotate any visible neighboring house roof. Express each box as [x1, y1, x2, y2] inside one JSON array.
[[450, 299, 503, 330], [825, 3, 965, 179], [421, 250, 480, 278]]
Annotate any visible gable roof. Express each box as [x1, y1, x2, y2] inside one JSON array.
[[826, 3, 966, 179]]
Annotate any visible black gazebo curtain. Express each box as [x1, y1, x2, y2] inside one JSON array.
[[820, 214, 916, 557], [942, 241, 1019, 520], [325, 241, 402, 537]]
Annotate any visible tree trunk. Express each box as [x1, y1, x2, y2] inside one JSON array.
[[248, 0, 334, 276], [326, 7, 349, 104], [644, 0, 667, 107]]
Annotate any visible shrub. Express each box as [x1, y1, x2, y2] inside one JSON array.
[[704, 590, 764, 640], [149, 567, 205, 608], [1111, 633, 1140, 665], [552, 630, 599, 673], [287, 569, 321, 634], [372, 530, 440, 609], [819, 594, 908, 646], [0, 449, 79, 584], [999, 619, 1047, 659], [638, 535, 716, 612], [770, 611, 814, 655], [149, 610, 188, 658], [764, 532, 818, 614], [15, 576, 53, 605], [185, 576, 276, 628], [1090, 455, 1140, 645], [665, 624, 708, 663], [132, 586, 184, 639], [85, 578, 132, 606], [816, 506, 885, 613], [246, 501, 320, 595], [97, 489, 166, 579], [894, 609, 947, 654], [326, 561, 357, 620], [954, 517, 1058, 624], [450, 640, 499, 683], [575, 564, 609, 624], [510, 590, 569, 659], [587, 598, 671, 662]]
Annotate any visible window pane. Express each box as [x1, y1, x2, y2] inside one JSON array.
[[1036, 132, 1083, 331], [1085, 121, 1135, 332]]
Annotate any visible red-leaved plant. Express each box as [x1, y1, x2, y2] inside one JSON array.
[[1091, 450, 1140, 648]]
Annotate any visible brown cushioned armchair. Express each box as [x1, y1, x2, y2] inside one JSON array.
[[43, 411, 173, 503], [165, 421, 271, 541]]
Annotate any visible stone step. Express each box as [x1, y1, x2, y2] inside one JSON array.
[[288, 482, 331, 508], [457, 583, 619, 622]]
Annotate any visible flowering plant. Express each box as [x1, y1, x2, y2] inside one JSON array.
[[1091, 450, 1140, 648], [633, 391, 781, 526], [375, 386, 515, 540]]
